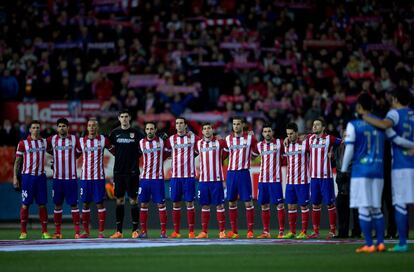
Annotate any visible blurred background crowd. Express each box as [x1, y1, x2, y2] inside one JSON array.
[[1, 0, 414, 145]]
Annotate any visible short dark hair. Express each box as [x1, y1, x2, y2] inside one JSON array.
[[392, 89, 411, 106], [118, 110, 131, 117], [176, 117, 187, 124], [357, 92, 373, 111], [286, 122, 298, 132], [144, 121, 156, 129], [56, 118, 69, 126], [232, 116, 245, 123], [29, 120, 41, 128], [201, 122, 212, 128], [313, 117, 326, 127], [262, 123, 273, 132], [87, 117, 98, 123]]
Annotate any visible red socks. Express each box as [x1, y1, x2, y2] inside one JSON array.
[[201, 208, 210, 233], [312, 207, 321, 234], [82, 209, 90, 234], [98, 208, 106, 233], [288, 210, 297, 234], [39, 206, 48, 233], [159, 207, 167, 233], [172, 207, 181, 233], [261, 208, 270, 233], [328, 206, 337, 233], [54, 209, 62, 234], [229, 206, 238, 233], [71, 209, 80, 235], [216, 208, 226, 232], [140, 208, 148, 233], [301, 208, 309, 233], [246, 206, 255, 232], [187, 206, 195, 233], [20, 207, 28, 233], [277, 207, 285, 233]]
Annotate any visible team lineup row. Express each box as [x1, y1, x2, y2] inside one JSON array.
[[12, 90, 414, 252]]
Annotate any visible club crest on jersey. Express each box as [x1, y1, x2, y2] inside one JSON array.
[[130, 133, 135, 138]]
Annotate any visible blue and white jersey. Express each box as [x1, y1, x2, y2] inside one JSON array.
[[344, 115, 385, 179], [386, 108, 414, 169]]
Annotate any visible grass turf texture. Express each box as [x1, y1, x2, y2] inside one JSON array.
[[0, 229, 412, 272]]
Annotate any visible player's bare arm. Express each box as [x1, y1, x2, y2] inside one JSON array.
[[360, 113, 393, 130], [13, 156, 23, 190]]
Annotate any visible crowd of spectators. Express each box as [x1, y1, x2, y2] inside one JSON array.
[[1, 0, 414, 146]]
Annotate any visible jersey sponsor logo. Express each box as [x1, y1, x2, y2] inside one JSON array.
[[55, 145, 73, 151], [359, 157, 382, 164], [286, 150, 302, 156], [174, 143, 193, 149], [261, 149, 278, 155], [27, 147, 46, 152], [116, 138, 135, 143], [84, 145, 101, 152], [142, 147, 162, 153], [310, 144, 326, 148], [229, 144, 247, 150], [200, 145, 219, 152]]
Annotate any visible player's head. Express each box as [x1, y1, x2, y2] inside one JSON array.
[[118, 110, 131, 128], [286, 122, 298, 142], [356, 92, 373, 115], [144, 121, 157, 139], [391, 89, 411, 107], [175, 117, 187, 134], [202, 122, 213, 139], [312, 118, 326, 135], [262, 123, 273, 141], [56, 118, 69, 137], [232, 116, 245, 134], [87, 117, 99, 136], [29, 120, 41, 138]]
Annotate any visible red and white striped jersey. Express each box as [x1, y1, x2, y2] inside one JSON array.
[[165, 133, 199, 178], [285, 139, 310, 185], [140, 137, 165, 180], [257, 139, 284, 183], [308, 134, 341, 179], [16, 136, 47, 176], [196, 137, 226, 182], [79, 135, 112, 180], [224, 132, 258, 171], [48, 134, 80, 180]]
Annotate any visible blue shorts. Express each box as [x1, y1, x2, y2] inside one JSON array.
[[21, 174, 47, 206], [311, 178, 336, 205], [257, 182, 284, 205], [80, 179, 105, 204], [170, 178, 196, 202], [226, 169, 252, 202], [52, 179, 78, 206], [198, 182, 225, 206], [139, 179, 166, 204], [285, 184, 310, 206]]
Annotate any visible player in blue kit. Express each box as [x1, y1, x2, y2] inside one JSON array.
[[341, 93, 386, 253], [360, 89, 414, 252]]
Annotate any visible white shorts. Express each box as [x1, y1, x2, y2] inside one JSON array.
[[350, 178, 384, 208], [392, 169, 414, 206]]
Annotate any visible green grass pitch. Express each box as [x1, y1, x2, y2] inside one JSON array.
[[0, 228, 413, 272]]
